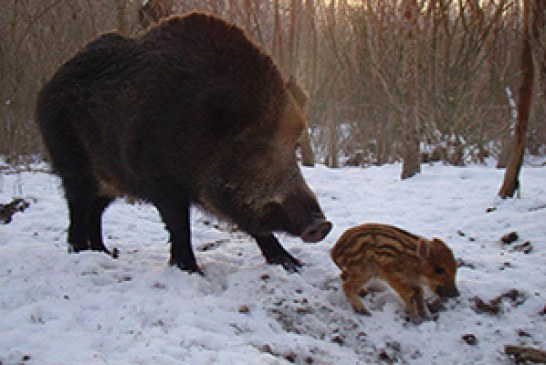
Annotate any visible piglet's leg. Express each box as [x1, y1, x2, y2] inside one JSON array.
[[252, 233, 302, 272], [342, 270, 372, 315], [414, 286, 433, 320], [384, 276, 425, 323]]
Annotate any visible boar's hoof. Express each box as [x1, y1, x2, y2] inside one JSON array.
[[69, 244, 118, 259], [301, 220, 332, 243], [266, 254, 302, 273], [68, 243, 88, 254], [93, 245, 119, 259], [169, 259, 204, 276]]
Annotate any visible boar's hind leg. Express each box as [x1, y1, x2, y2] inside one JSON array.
[[66, 193, 92, 253], [63, 176, 99, 252], [154, 198, 202, 275], [64, 178, 113, 255], [87, 196, 114, 253], [39, 108, 113, 256], [252, 234, 302, 272]]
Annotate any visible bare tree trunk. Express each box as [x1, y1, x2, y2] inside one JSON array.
[[497, 85, 517, 169], [242, 0, 252, 32], [496, 138, 512, 168], [288, 0, 314, 167], [288, 0, 297, 74], [328, 93, 339, 168], [539, 1, 546, 93], [327, 0, 338, 168], [287, 77, 315, 166], [306, 0, 317, 97], [533, 0, 546, 151], [400, 0, 421, 179], [299, 0, 318, 167], [116, 0, 128, 35], [272, 0, 284, 70], [299, 126, 315, 167], [498, 0, 535, 198]]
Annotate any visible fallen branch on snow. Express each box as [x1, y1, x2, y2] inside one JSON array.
[[0, 198, 31, 224], [505, 345, 546, 363]]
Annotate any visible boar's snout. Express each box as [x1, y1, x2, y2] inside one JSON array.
[[301, 217, 332, 243], [261, 188, 332, 242]]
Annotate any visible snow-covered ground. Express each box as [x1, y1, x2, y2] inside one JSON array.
[[1, 161, 545, 364]]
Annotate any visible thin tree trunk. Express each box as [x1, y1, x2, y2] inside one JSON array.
[[299, 128, 315, 167], [273, 0, 284, 70], [288, 0, 297, 74], [243, 0, 252, 32], [307, 0, 317, 97], [287, 77, 315, 166], [400, 0, 421, 179], [498, 0, 535, 198], [328, 94, 339, 168], [535, 0, 546, 150], [116, 0, 127, 35], [299, 0, 317, 167], [496, 138, 512, 168], [327, 0, 338, 168]]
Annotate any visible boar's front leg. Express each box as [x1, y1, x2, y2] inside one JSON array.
[[252, 233, 302, 272], [154, 197, 202, 275]]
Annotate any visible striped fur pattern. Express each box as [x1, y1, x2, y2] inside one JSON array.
[[331, 223, 459, 321]]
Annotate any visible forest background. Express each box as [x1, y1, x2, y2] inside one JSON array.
[[1, 0, 544, 177]]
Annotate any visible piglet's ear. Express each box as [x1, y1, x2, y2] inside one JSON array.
[[432, 238, 444, 245], [416, 239, 430, 259]]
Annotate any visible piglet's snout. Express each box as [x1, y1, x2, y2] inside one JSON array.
[[436, 285, 460, 298]]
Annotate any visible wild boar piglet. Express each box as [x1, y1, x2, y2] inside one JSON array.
[[331, 223, 459, 321]]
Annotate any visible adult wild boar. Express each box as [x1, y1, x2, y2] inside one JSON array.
[[36, 12, 332, 274]]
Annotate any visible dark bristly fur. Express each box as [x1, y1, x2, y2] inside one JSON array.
[[36, 12, 331, 274]]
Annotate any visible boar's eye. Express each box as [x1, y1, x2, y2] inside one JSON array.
[[434, 267, 445, 275]]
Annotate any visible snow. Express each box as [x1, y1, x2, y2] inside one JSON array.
[[1, 161, 545, 364]]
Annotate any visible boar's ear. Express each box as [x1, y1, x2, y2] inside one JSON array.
[[197, 85, 252, 133], [286, 76, 308, 108], [416, 239, 430, 259]]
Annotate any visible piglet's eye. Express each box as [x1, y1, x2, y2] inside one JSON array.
[[434, 267, 445, 275]]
